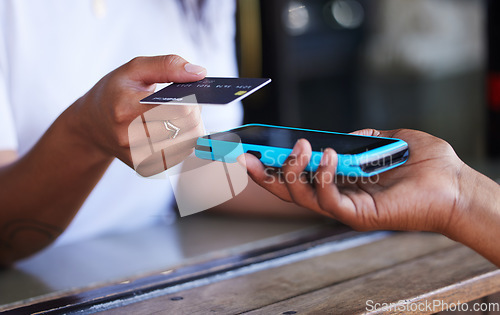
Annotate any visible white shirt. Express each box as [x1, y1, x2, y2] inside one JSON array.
[[0, 0, 242, 245]]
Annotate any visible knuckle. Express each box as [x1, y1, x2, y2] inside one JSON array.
[[317, 196, 331, 211], [111, 93, 138, 124], [163, 54, 183, 68], [127, 56, 146, 70], [290, 196, 306, 208], [161, 55, 187, 76], [111, 105, 131, 124], [316, 199, 342, 220], [277, 195, 293, 203], [116, 131, 130, 148]]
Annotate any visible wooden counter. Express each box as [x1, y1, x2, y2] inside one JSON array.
[[100, 232, 500, 315], [2, 218, 499, 314]]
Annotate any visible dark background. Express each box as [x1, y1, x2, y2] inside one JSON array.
[[236, 0, 497, 160]]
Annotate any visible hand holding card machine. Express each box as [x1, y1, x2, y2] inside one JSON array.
[[195, 124, 409, 177]]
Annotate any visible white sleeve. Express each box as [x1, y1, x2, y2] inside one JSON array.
[[201, 0, 243, 133], [204, 0, 239, 77], [0, 4, 18, 151]]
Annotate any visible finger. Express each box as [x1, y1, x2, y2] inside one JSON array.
[[350, 128, 381, 136], [281, 139, 323, 211], [377, 129, 405, 139], [350, 128, 405, 140], [315, 148, 356, 221], [125, 55, 207, 85], [243, 153, 293, 202]]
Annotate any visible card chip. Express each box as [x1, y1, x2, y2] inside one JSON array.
[[234, 91, 247, 96]]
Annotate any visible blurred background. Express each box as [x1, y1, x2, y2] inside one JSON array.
[[236, 0, 499, 161], [3, 2, 500, 310]]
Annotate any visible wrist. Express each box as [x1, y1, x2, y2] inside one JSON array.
[[442, 164, 481, 240], [60, 98, 112, 164], [443, 164, 476, 237], [443, 163, 500, 262]]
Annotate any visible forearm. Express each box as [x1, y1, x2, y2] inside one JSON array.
[[0, 55, 207, 266], [445, 165, 500, 266], [0, 105, 112, 265]]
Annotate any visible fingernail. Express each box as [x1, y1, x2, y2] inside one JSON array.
[[236, 154, 246, 167], [184, 63, 206, 75], [320, 149, 332, 167], [290, 140, 302, 158], [320, 151, 329, 167]]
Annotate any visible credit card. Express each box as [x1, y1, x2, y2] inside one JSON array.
[[140, 77, 271, 106]]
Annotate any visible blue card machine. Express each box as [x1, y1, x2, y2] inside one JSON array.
[[195, 124, 409, 177]]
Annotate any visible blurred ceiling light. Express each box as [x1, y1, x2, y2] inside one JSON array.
[[283, 1, 310, 35], [330, 0, 364, 29]]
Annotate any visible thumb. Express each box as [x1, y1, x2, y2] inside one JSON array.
[[349, 128, 381, 137], [125, 55, 207, 85]]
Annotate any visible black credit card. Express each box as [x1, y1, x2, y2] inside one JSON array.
[[140, 77, 271, 105]]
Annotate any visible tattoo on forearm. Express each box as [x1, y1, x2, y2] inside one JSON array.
[[1, 219, 64, 249]]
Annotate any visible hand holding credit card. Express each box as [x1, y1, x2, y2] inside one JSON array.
[[135, 77, 270, 216], [140, 77, 271, 106]]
